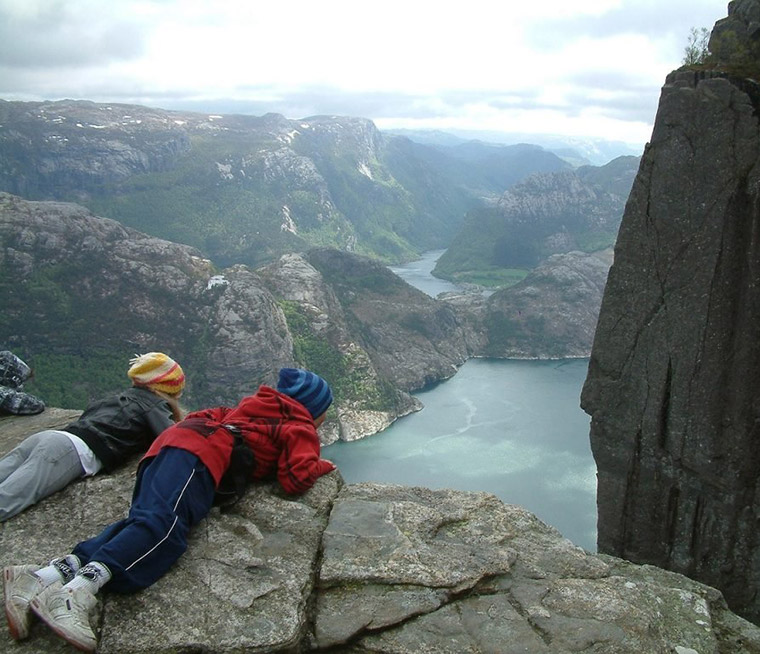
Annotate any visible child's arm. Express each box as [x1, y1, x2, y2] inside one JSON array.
[[277, 424, 336, 495]]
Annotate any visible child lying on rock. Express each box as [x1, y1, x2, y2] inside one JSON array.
[[0, 352, 185, 522], [2, 367, 336, 652]]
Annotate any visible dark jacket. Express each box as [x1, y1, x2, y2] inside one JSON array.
[[65, 387, 175, 472]]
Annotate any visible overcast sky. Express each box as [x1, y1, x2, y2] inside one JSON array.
[[0, 0, 729, 148]]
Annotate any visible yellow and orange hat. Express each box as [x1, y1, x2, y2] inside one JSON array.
[[127, 352, 185, 396]]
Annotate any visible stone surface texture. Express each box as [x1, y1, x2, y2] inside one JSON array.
[[1, 412, 759, 653]]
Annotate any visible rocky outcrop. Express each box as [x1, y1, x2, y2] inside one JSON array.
[[483, 249, 613, 358], [0, 192, 293, 408], [303, 248, 475, 391], [2, 411, 759, 653], [709, 0, 760, 65], [256, 252, 422, 442], [0, 193, 481, 441], [581, 2, 760, 625]]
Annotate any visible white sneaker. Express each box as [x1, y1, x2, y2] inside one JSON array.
[[3, 564, 44, 640], [31, 582, 98, 653]]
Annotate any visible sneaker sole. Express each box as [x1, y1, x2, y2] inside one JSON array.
[[3, 566, 32, 640], [4, 602, 26, 640], [30, 596, 96, 653]]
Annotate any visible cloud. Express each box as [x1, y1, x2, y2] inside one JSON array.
[[525, 0, 726, 50], [0, 0, 732, 144], [0, 0, 145, 68]]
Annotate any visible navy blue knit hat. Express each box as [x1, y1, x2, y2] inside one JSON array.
[[277, 368, 333, 419]]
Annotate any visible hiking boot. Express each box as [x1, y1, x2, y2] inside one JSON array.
[[31, 582, 98, 653], [3, 564, 44, 640]]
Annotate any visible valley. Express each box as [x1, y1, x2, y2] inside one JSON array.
[[0, 99, 631, 440]]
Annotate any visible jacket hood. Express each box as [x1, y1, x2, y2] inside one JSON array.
[[223, 385, 314, 424]]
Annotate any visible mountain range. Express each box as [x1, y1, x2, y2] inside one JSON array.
[[0, 191, 612, 436], [0, 98, 632, 433], [0, 99, 571, 270], [384, 127, 644, 166]]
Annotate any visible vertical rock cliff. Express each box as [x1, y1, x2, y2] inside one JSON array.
[[582, 0, 760, 624]]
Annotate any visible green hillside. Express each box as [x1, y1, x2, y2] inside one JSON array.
[[0, 100, 574, 270], [434, 156, 639, 287]]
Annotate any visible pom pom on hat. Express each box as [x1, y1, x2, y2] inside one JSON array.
[[128, 352, 185, 396], [277, 368, 333, 419]]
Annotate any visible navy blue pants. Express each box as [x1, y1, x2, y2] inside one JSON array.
[[72, 447, 215, 593]]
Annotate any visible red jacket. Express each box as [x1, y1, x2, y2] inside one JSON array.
[[143, 385, 335, 495]]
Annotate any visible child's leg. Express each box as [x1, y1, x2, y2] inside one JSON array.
[[0, 431, 84, 521], [71, 447, 215, 593], [23, 449, 213, 651]]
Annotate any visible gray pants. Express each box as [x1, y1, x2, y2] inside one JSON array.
[[0, 430, 85, 521]]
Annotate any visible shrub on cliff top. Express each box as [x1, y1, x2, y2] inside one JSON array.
[[682, 19, 760, 79], [683, 27, 711, 66]]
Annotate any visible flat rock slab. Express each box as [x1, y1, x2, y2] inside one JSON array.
[[1, 416, 760, 652], [314, 483, 760, 653]]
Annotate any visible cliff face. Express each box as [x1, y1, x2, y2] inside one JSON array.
[[582, 4, 760, 624], [0, 100, 191, 199], [303, 248, 476, 390], [2, 411, 760, 653]]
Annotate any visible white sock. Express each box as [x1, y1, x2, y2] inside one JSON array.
[[64, 562, 111, 595], [34, 554, 82, 586]]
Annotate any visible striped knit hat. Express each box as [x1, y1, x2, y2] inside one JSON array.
[[276, 368, 333, 420], [127, 352, 185, 396]]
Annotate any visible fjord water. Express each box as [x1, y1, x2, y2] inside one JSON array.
[[387, 249, 461, 297], [324, 358, 596, 551], [323, 252, 597, 551]]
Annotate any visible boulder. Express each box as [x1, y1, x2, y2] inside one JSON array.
[[484, 249, 613, 358]]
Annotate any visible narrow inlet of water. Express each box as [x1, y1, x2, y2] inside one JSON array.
[[387, 249, 462, 298]]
